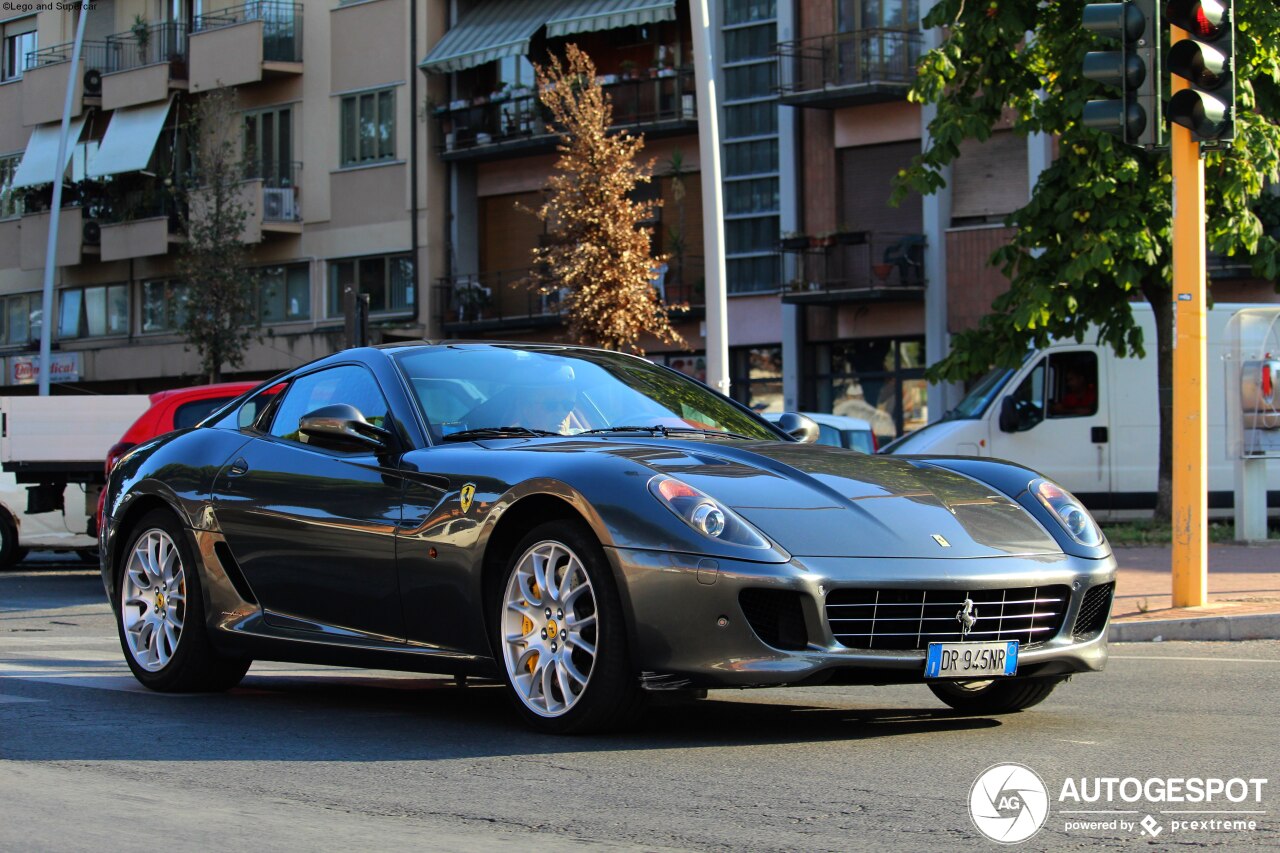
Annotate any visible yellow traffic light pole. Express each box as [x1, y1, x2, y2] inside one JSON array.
[[1170, 23, 1209, 608]]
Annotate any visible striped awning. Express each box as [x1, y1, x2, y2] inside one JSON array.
[[11, 117, 88, 189], [419, 0, 559, 74], [420, 0, 678, 73], [545, 0, 676, 38]]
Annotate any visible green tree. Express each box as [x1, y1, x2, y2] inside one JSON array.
[[175, 88, 258, 383], [526, 45, 683, 354], [896, 0, 1280, 519]]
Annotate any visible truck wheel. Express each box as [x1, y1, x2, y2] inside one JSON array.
[[0, 510, 20, 571], [114, 509, 250, 692], [929, 677, 1061, 714]]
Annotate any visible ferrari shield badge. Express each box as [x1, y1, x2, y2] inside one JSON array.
[[460, 483, 477, 514]]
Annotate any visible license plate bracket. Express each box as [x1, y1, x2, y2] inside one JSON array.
[[925, 640, 1019, 679]]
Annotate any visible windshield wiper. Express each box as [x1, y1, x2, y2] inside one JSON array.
[[441, 426, 562, 442], [581, 425, 755, 440]]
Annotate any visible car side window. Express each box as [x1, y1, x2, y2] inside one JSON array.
[[268, 365, 390, 446], [175, 397, 235, 431], [1047, 352, 1099, 418]]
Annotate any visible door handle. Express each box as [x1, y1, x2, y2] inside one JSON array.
[[1091, 426, 1108, 444], [227, 457, 249, 477]]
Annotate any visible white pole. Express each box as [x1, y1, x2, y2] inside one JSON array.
[[691, 0, 729, 395], [38, 5, 89, 396]]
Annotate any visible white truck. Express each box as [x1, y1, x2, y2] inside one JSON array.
[[0, 395, 150, 568], [886, 303, 1279, 519]]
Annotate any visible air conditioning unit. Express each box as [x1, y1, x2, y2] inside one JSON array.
[[262, 187, 297, 222], [82, 220, 101, 245], [83, 69, 102, 95]]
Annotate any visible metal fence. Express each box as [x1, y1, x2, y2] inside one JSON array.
[[776, 29, 922, 96], [193, 1, 303, 62], [105, 21, 189, 73]]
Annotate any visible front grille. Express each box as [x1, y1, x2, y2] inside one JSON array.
[[739, 588, 809, 651], [1072, 581, 1115, 640], [825, 585, 1071, 651]]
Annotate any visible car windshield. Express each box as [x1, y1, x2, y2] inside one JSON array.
[[393, 345, 782, 444], [948, 366, 1016, 420]]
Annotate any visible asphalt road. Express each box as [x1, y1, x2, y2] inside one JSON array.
[[2, 561, 1277, 852]]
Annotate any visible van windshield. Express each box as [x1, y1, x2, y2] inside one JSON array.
[[949, 367, 1015, 420]]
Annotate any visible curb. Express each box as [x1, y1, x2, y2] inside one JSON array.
[[1108, 613, 1280, 642]]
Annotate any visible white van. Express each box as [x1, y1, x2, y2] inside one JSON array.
[[886, 303, 1276, 519]]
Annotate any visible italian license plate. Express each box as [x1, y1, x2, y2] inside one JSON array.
[[925, 640, 1019, 679]]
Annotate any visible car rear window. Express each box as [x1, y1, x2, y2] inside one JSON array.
[[174, 397, 235, 431]]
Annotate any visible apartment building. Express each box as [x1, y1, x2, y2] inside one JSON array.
[[0, 0, 441, 392]]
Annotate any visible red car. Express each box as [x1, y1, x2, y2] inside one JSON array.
[[98, 382, 271, 532]]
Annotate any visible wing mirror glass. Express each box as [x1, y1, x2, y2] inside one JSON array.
[[998, 397, 1019, 433], [775, 412, 821, 444], [298, 404, 393, 452]]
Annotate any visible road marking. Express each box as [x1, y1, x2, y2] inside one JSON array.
[[1109, 655, 1280, 664]]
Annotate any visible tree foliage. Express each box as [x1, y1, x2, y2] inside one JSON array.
[[527, 45, 683, 354], [175, 88, 258, 383], [894, 0, 1280, 516]]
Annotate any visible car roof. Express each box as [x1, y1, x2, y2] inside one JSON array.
[[147, 381, 263, 405], [764, 411, 873, 430]]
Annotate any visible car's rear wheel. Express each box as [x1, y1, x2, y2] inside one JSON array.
[[928, 676, 1060, 714], [495, 519, 644, 733], [115, 509, 250, 692]]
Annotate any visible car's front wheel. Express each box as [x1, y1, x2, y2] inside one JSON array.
[[115, 509, 250, 692], [495, 519, 644, 733], [928, 676, 1060, 714]]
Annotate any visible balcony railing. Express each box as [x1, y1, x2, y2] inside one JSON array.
[[105, 22, 189, 74], [436, 69, 697, 159], [780, 232, 925, 301], [89, 184, 182, 231], [436, 258, 704, 330], [26, 40, 114, 72], [776, 29, 922, 107], [245, 159, 302, 222], [193, 1, 304, 62]]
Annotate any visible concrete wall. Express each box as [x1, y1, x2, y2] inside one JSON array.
[[19, 209, 82, 271], [102, 63, 173, 111], [189, 21, 265, 92], [99, 217, 171, 262]]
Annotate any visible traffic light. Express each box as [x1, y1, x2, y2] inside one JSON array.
[[1082, 0, 1163, 148], [1166, 0, 1235, 145]]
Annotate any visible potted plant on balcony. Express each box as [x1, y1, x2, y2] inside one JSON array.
[[454, 281, 491, 322], [810, 231, 835, 249], [620, 59, 638, 80], [658, 53, 677, 78], [132, 14, 151, 65]]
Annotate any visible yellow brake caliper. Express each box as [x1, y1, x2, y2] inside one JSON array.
[[522, 582, 540, 674]]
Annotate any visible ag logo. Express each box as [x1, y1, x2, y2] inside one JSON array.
[[459, 483, 476, 514], [969, 763, 1050, 844]]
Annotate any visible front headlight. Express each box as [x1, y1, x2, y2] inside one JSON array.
[[1030, 478, 1104, 546], [647, 474, 771, 549]]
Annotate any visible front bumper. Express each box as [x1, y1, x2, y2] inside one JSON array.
[[608, 546, 1116, 689]]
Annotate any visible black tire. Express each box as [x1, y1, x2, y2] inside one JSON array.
[[76, 548, 99, 564], [493, 518, 645, 734], [0, 509, 20, 571], [113, 509, 250, 692], [928, 676, 1061, 714]]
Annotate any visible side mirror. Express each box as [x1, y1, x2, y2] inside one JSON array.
[[998, 397, 1019, 433], [298, 404, 393, 452], [775, 412, 821, 444]]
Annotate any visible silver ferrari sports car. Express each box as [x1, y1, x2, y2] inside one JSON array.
[[101, 343, 1116, 733]]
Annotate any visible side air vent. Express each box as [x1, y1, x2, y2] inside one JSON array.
[[739, 588, 809, 651], [1072, 582, 1115, 641], [214, 540, 258, 605]]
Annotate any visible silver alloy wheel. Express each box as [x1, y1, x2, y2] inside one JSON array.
[[120, 528, 187, 672], [501, 539, 598, 718]]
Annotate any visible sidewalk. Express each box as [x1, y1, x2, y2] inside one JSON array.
[[1108, 541, 1280, 641]]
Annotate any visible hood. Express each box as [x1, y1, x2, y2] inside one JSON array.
[[614, 440, 1061, 559]]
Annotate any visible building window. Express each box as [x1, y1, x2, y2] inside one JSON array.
[[141, 280, 190, 333], [0, 153, 22, 219], [58, 284, 129, 340], [806, 336, 927, 442], [2, 19, 37, 82], [340, 88, 395, 167], [326, 254, 413, 317], [0, 292, 39, 347], [257, 263, 310, 322], [730, 345, 783, 412]]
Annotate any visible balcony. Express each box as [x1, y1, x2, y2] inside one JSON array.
[[776, 29, 922, 109], [101, 22, 189, 111], [189, 1, 303, 92], [21, 41, 113, 126], [19, 206, 85, 270], [248, 160, 303, 233], [95, 186, 184, 262], [436, 70, 697, 163], [436, 259, 704, 334], [779, 232, 926, 305]]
